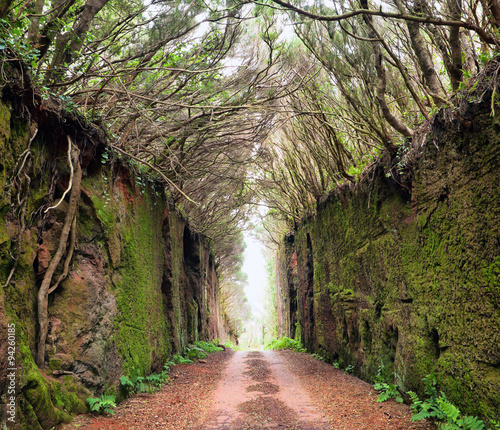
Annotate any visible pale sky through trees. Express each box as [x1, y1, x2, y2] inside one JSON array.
[[242, 231, 267, 318]]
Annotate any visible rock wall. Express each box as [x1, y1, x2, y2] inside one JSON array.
[[276, 91, 500, 420], [0, 70, 228, 429]]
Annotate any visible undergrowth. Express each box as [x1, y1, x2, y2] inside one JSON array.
[[374, 372, 488, 429], [408, 374, 486, 430], [373, 365, 403, 403], [86, 394, 117, 415], [222, 339, 241, 351], [265, 337, 306, 352]]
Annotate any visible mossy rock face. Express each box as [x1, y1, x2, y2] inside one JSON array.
[[282, 108, 500, 421], [0, 89, 229, 429]]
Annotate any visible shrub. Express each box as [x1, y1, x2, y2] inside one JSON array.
[[163, 360, 175, 371], [312, 352, 326, 362], [184, 345, 208, 360], [344, 364, 355, 374], [374, 382, 403, 403], [119, 370, 169, 397], [194, 340, 224, 354]]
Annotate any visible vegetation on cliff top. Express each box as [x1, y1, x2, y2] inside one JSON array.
[[2, 0, 500, 242]]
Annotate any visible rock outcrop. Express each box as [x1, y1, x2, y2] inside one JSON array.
[[276, 76, 500, 421], [0, 66, 228, 429]]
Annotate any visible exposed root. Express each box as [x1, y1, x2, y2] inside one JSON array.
[[2, 127, 37, 289], [45, 136, 75, 214], [47, 215, 77, 295], [36, 137, 82, 367]]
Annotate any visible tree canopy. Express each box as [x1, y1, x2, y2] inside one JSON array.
[[2, 0, 500, 338]]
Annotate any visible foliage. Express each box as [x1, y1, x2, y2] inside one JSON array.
[[408, 375, 485, 429], [311, 352, 326, 362], [163, 360, 175, 372], [489, 420, 500, 429], [193, 340, 224, 354], [184, 345, 208, 360], [222, 340, 242, 351], [344, 364, 355, 374], [180, 340, 224, 361], [373, 364, 403, 403], [374, 382, 403, 403], [265, 337, 306, 352], [119, 368, 170, 397], [172, 354, 193, 365], [86, 394, 116, 415]]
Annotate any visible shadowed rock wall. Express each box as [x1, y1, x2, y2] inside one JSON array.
[[0, 72, 228, 429], [277, 94, 500, 421]]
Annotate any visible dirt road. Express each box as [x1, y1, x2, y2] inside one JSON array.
[[65, 349, 433, 430], [202, 351, 330, 429]]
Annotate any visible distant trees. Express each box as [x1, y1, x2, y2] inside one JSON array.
[[218, 232, 252, 338]]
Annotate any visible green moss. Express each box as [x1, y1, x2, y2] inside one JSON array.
[[6, 318, 86, 429], [170, 215, 185, 352], [288, 117, 500, 420], [188, 299, 199, 343], [114, 185, 170, 376]]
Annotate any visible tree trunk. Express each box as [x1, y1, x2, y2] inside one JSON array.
[[0, 0, 13, 18], [27, 0, 45, 44], [396, 0, 445, 106], [448, 0, 463, 91], [359, 0, 412, 152], [48, 0, 109, 79]]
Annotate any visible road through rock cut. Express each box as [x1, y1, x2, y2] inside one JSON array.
[[201, 351, 331, 429]]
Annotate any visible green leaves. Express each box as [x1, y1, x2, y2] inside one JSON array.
[[193, 340, 224, 354], [408, 375, 485, 430], [265, 337, 306, 352], [86, 394, 117, 415], [173, 353, 194, 364], [119, 367, 170, 397], [373, 382, 403, 403]]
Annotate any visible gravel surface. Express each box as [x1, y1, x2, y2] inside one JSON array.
[[62, 348, 435, 430]]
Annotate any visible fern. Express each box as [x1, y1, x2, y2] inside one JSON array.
[[87, 394, 116, 415], [119, 375, 134, 388], [438, 398, 461, 423], [173, 353, 193, 364], [374, 382, 403, 403], [455, 416, 485, 430], [312, 353, 326, 362], [185, 345, 208, 360], [194, 340, 223, 354], [164, 360, 175, 371], [265, 337, 306, 352], [409, 375, 485, 430], [147, 372, 169, 387], [120, 370, 169, 396], [489, 420, 500, 429], [372, 365, 403, 404]]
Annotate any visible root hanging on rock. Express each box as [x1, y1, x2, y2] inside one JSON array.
[[2, 127, 37, 289], [36, 136, 82, 367]]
